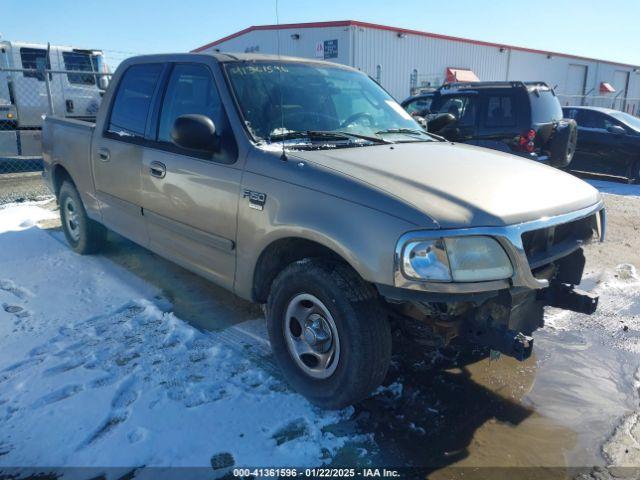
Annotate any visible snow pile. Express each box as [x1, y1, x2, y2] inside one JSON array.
[[545, 264, 640, 353], [0, 200, 57, 233], [0, 202, 355, 469], [603, 368, 640, 467]]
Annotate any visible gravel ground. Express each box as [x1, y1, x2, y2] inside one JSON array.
[[0, 173, 53, 205]]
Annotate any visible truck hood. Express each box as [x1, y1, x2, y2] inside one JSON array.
[[292, 142, 601, 228]]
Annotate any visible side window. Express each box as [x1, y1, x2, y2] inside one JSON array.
[[20, 48, 50, 81], [564, 108, 578, 120], [576, 110, 605, 129], [434, 95, 477, 127], [62, 52, 96, 85], [107, 63, 163, 138], [485, 95, 515, 127], [405, 97, 432, 115], [602, 115, 624, 130], [156, 63, 236, 162]]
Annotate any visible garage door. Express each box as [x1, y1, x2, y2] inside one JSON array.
[[565, 64, 587, 106], [612, 70, 630, 111]]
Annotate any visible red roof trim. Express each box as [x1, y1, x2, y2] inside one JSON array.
[[192, 19, 639, 69]]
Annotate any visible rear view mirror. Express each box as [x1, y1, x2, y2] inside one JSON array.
[[607, 125, 626, 136], [171, 114, 217, 152], [98, 76, 109, 91]]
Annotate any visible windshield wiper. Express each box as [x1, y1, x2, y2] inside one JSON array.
[[269, 130, 391, 145], [375, 128, 437, 141]]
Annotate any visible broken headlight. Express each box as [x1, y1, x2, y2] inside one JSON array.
[[401, 236, 513, 282]]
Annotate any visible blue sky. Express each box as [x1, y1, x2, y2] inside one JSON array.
[[3, 0, 638, 66]]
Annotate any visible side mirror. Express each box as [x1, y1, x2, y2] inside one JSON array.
[[607, 125, 626, 136], [98, 76, 109, 91], [427, 112, 457, 134], [171, 114, 217, 152]]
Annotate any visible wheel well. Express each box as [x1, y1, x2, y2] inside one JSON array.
[[52, 164, 73, 197], [252, 238, 351, 303]]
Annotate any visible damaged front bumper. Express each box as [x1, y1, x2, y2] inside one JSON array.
[[383, 201, 605, 361]]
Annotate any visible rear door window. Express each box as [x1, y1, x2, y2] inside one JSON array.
[[484, 94, 516, 127], [62, 52, 96, 85], [20, 48, 50, 81], [107, 63, 163, 138], [529, 89, 563, 123]]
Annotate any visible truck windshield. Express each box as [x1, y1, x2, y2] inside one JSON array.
[[225, 61, 431, 147]]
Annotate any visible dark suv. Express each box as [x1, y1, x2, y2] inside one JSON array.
[[403, 82, 578, 168]]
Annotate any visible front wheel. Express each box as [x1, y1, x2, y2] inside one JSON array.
[[58, 181, 107, 254], [266, 259, 392, 409]]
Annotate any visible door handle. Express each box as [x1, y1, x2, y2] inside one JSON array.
[[149, 161, 166, 179], [98, 148, 110, 162]]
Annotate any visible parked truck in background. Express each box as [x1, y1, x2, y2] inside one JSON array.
[[42, 53, 605, 409], [0, 40, 108, 158]]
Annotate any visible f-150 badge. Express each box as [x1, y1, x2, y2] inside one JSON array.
[[243, 189, 266, 211]]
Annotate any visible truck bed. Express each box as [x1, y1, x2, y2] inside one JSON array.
[[41, 116, 97, 212]]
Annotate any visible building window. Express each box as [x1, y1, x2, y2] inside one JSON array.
[[375, 65, 382, 83]]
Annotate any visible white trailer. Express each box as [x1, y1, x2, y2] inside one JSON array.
[[0, 40, 109, 157]]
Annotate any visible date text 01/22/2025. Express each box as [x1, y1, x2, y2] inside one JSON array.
[[232, 468, 400, 477]]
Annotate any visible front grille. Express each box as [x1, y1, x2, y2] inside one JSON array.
[[521, 214, 597, 269]]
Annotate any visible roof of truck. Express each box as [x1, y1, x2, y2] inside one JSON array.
[[0, 40, 102, 52], [119, 52, 355, 69]]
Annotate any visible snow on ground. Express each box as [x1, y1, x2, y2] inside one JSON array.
[[544, 264, 640, 353], [587, 179, 640, 198], [1, 178, 639, 473], [603, 368, 640, 467], [0, 203, 357, 470]]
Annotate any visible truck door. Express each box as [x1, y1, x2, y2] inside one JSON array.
[[140, 62, 241, 291], [91, 62, 166, 246], [57, 49, 102, 120], [12, 47, 52, 128]]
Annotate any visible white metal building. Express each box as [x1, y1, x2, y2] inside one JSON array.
[[193, 20, 640, 114]]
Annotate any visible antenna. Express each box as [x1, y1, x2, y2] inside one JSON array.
[[275, 0, 287, 161]]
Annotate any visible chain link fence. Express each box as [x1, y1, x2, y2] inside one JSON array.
[[0, 66, 112, 174], [555, 93, 640, 116]]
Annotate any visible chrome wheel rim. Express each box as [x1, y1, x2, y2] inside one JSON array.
[[284, 293, 340, 379], [63, 197, 81, 242]]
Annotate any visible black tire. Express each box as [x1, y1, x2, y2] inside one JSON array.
[[629, 160, 640, 184], [549, 119, 577, 168], [58, 181, 107, 254], [266, 259, 392, 409]]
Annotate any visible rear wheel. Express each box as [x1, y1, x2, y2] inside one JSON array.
[[58, 181, 107, 254], [550, 119, 577, 168], [266, 259, 392, 409]]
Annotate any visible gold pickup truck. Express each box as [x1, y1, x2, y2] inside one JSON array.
[[42, 53, 605, 409]]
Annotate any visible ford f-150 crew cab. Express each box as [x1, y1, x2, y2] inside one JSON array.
[[42, 53, 605, 409]]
